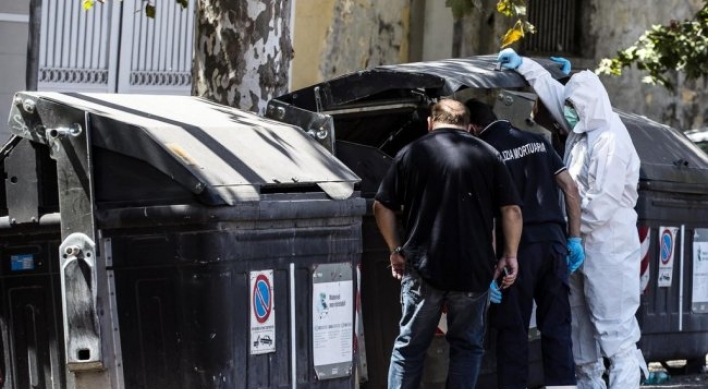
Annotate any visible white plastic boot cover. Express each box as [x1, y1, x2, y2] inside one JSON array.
[[608, 346, 647, 389], [576, 360, 607, 389]]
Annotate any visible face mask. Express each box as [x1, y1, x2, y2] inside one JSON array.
[[563, 106, 580, 129]]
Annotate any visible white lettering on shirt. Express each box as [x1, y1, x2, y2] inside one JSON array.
[[501, 142, 547, 161]]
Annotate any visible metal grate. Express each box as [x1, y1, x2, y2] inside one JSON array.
[[39, 1, 114, 91], [522, 0, 579, 56], [120, 0, 195, 93], [38, 0, 194, 94]]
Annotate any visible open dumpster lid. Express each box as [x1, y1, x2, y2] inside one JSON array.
[[273, 55, 569, 111], [7, 92, 359, 204], [269, 53, 708, 191]]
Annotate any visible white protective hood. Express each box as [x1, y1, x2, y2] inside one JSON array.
[[563, 71, 619, 135]]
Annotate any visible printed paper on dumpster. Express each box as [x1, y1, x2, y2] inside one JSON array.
[[692, 229, 708, 313]]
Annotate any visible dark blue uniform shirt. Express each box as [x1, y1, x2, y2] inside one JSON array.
[[479, 120, 567, 245]]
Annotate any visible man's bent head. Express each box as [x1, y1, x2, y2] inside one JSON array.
[[428, 98, 470, 131]]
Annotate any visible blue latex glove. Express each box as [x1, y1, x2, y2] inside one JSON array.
[[497, 48, 522, 70], [489, 280, 502, 304], [550, 56, 572, 75], [567, 237, 585, 273]]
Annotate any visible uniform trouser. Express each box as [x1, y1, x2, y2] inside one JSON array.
[[490, 241, 576, 389]]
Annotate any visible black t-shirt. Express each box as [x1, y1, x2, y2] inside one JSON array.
[[479, 120, 567, 244], [375, 128, 521, 292]]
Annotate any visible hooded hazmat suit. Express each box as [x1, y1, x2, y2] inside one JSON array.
[[512, 57, 648, 389]]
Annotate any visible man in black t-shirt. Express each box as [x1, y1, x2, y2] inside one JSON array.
[[466, 99, 583, 389], [373, 98, 523, 389]]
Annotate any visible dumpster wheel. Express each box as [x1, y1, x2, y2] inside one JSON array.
[[659, 358, 706, 376]]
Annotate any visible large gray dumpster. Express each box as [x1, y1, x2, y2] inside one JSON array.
[[267, 55, 708, 387], [1, 92, 365, 389], [266, 55, 568, 389], [624, 112, 708, 373]]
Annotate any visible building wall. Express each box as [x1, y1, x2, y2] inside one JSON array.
[[588, 0, 706, 130], [3, 2, 703, 133], [419, 0, 453, 61], [452, 0, 706, 130], [0, 3, 29, 141], [290, 0, 337, 90], [291, 0, 415, 91], [291, 2, 702, 121]]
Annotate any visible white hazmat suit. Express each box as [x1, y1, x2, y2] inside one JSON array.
[[514, 58, 648, 389]]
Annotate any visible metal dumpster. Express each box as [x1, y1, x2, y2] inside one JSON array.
[[624, 111, 708, 372], [266, 55, 568, 389], [267, 55, 708, 387], [1, 92, 365, 389]]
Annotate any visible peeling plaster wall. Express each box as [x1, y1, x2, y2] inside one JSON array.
[[457, 0, 509, 57], [452, 1, 706, 130], [318, 0, 411, 80], [290, 1, 706, 130], [292, 0, 412, 89], [420, 1, 454, 60], [291, 0, 336, 90], [589, 0, 706, 130]]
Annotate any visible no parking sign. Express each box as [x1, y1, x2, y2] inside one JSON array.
[[250, 270, 275, 355], [658, 226, 678, 287]]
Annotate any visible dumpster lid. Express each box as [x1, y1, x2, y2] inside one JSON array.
[[273, 55, 568, 110], [620, 110, 708, 185], [9, 92, 359, 204]]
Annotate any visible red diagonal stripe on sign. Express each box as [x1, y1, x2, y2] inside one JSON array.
[[639, 226, 651, 294]]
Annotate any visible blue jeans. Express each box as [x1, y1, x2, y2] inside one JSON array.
[[388, 268, 488, 389]]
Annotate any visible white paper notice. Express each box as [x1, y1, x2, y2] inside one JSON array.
[[312, 279, 353, 369], [692, 229, 708, 312]]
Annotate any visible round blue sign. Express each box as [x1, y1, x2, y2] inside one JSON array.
[[660, 230, 673, 265], [253, 274, 272, 323]]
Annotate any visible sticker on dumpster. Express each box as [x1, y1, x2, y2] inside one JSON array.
[[658, 227, 678, 287], [10, 254, 35, 271], [250, 270, 275, 355], [692, 229, 708, 313], [312, 263, 353, 380]]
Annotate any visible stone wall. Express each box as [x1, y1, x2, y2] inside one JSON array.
[[454, 0, 706, 130], [586, 0, 705, 130], [291, 1, 706, 129], [292, 0, 413, 90]]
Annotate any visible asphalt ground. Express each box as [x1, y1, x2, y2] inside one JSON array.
[[642, 360, 708, 388]]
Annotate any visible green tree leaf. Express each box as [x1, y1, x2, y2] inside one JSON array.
[[597, 0, 708, 91]]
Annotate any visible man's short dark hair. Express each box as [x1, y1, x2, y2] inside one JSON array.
[[465, 99, 498, 128], [430, 98, 470, 127]]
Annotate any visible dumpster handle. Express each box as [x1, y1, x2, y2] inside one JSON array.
[[290, 262, 297, 389], [679, 224, 685, 331], [46, 123, 82, 139]]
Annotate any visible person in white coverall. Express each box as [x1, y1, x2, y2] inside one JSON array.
[[497, 48, 648, 389]]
